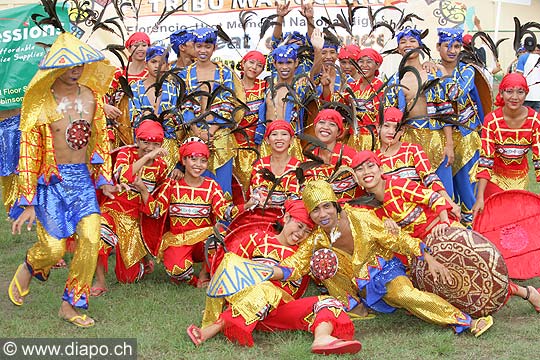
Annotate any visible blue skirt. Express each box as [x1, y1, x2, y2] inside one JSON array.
[[35, 163, 100, 239]]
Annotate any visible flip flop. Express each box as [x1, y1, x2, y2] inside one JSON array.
[[471, 315, 493, 338], [8, 264, 30, 306], [348, 312, 376, 321], [186, 324, 203, 346], [62, 314, 95, 328], [311, 339, 362, 355], [89, 287, 108, 297]]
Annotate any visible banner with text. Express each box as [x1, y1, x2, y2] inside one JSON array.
[[0, 4, 70, 111]]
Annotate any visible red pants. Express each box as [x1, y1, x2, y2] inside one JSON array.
[[162, 242, 206, 284], [220, 296, 355, 347], [98, 245, 144, 283]]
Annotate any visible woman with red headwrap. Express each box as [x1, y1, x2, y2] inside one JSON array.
[[137, 138, 260, 287], [188, 200, 361, 355], [304, 109, 362, 200], [104, 32, 151, 148], [91, 120, 169, 295], [473, 73, 540, 214], [249, 120, 301, 221], [328, 48, 385, 152], [376, 107, 460, 218], [233, 51, 268, 199], [471, 74, 540, 311]]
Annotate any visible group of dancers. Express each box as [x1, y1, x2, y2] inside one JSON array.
[[3, 1, 540, 355]]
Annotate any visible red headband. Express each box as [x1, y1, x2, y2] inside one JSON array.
[[495, 73, 529, 107], [359, 48, 383, 65], [179, 141, 210, 162], [285, 199, 315, 229], [264, 119, 294, 139], [314, 109, 344, 135], [242, 50, 266, 67], [351, 150, 381, 169], [126, 32, 151, 48], [383, 107, 403, 124], [338, 44, 361, 61], [135, 120, 164, 142]]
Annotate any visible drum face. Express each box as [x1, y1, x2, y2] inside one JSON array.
[[411, 227, 509, 317]]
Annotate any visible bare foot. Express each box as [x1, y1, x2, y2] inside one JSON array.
[[186, 320, 223, 346], [197, 268, 210, 289], [525, 286, 540, 312], [58, 301, 95, 327], [311, 334, 338, 349]]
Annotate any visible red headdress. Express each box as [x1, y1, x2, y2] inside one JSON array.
[[495, 73, 529, 107], [284, 199, 315, 229], [314, 109, 344, 135], [264, 119, 294, 138], [351, 150, 381, 169], [135, 120, 164, 142]]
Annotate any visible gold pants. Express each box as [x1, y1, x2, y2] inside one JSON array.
[[383, 276, 470, 329], [26, 214, 101, 309], [322, 249, 360, 310]]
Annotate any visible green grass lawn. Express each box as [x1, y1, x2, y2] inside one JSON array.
[[1, 219, 539, 360]]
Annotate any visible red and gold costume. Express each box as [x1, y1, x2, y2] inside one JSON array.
[[305, 142, 362, 200], [16, 33, 114, 309], [376, 142, 446, 193], [105, 32, 150, 148], [250, 156, 301, 208], [477, 106, 540, 195], [332, 48, 384, 151], [99, 143, 168, 283], [202, 201, 355, 347], [375, 177, 453, 239], [143, 177, 245, 284], [234, 76, 267, 193]]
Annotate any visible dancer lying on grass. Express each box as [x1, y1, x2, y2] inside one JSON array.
[[187, 200, 362, 355]]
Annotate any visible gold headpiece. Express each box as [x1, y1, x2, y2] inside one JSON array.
[[20, 32, 115, 132], [302, 180, 338, 213]]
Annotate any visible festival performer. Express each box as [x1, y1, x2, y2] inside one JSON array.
[[277, 180, 494, 336], [170, 29, 196, 69], [250, 120, 301, 219], [385, 29, 454, 195], [356, 150, 540, 312], [472, 73, 540, 213], [376, 107, 460, 217], [329, 48, 384, 152], [269, 1, 315, 76], [129, 46, 180, 174], [254, 43, 313, 160], [104, 32, 151, 148], [91, 120, 169, 295], [352, 150, 456, 243], [180, 27, 240, 198], [313, 39, 353, 99], [337, 44, 362, 81], [233, 50, 268, 198], [188, 200, 362, 355], [303, 109, 361, 200], [430, 28, 484, 227], [8, 32, 116, 327], [138, 138, 259, 287]]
